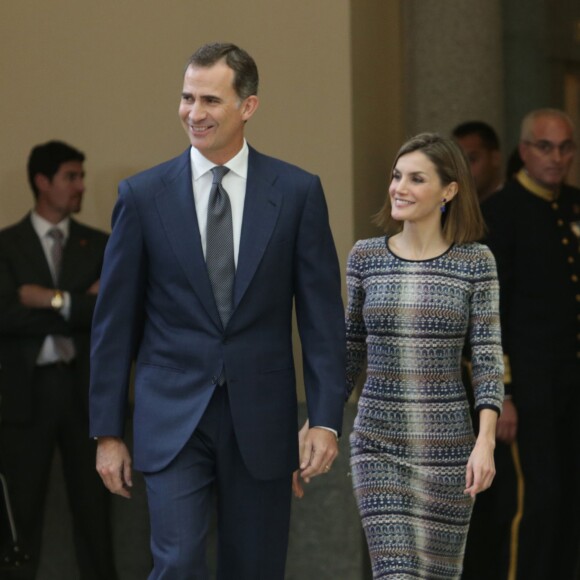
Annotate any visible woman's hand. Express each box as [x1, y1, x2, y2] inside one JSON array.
[[464, 408, 497, 498], [292, 420, 310, 498], [464, 437, 496, 498]]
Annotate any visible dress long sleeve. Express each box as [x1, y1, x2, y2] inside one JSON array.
[[345, 241, 368, 400], [468, 246, 505, 412]]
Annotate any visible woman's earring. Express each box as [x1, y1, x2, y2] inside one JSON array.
[[440, 199, 447, 213]]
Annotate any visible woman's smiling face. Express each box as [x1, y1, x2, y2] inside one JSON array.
[[389, 150, 456, 226]]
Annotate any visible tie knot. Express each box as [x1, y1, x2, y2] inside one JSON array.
[[48, 228, 64, 242], [211, 166, 230, 185]]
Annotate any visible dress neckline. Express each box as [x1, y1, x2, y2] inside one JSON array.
[[385, 236, 455, 263]]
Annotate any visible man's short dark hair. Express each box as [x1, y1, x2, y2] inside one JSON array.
[[27, 140, 85, 198], [186, 42, 259, 101], [452, 121, 500, 151]]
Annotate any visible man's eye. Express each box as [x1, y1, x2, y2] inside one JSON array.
[[561, 141, 576, 155], [537, 141, 552, 153]]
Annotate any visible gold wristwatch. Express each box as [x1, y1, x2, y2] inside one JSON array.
[[51, 290, 64, 311]]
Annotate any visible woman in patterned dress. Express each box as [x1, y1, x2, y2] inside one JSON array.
[[346, 133, 504, 579]]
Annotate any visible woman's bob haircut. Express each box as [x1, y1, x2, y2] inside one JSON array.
[[374, 132, 485, 243]]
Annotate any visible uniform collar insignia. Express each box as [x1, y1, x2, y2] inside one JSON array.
[[516, 169, 559, 202]]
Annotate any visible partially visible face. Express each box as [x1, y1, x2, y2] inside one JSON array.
[[35, 160, 85, 219], [389, 151, 456, 226], [454, 134, 501, 199], [178, 61, 258, 165], [519, 115, 576, 191]]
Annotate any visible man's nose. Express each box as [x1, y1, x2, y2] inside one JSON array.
[[550, 146, 563, 162], [189, 101, 206, 121]]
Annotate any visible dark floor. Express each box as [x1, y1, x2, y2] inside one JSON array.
[[36, 403, 367, 580]]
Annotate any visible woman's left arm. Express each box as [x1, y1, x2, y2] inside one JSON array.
[[465, 245, 504, 497], [464, 408, 498, 498]]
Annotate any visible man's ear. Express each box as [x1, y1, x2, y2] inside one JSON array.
[[34, 173, 50, 195], [240, 95, 259, 122], [518, 141, 529, 166]]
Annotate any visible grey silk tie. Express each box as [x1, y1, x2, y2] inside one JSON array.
[[47, 227, 74, 362], [47, 228, 64, 283], [206, 166, 235, 329]]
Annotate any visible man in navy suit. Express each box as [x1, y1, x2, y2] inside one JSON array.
[[90, 42, 346, 579], [0, 141, 117, 579]]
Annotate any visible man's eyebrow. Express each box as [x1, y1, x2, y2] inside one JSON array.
[[181, 91, 222, 101]]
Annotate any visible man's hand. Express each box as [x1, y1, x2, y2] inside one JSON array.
[[96, 436, 133, 499], [298, 423, 338, 485], [86, 279, 100, 295], [496, 398, 517, 444], [18, 284, 54, 309]]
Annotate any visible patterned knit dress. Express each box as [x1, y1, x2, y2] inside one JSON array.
[[346, 237, 504, 579]]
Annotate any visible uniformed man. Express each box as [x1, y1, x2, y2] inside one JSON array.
[[482, 108, 580, 580]]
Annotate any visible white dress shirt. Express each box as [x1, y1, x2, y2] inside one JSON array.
[[190, 141, 248, 266], [188, 143, 337, 440], [30, 211, 74, 364]]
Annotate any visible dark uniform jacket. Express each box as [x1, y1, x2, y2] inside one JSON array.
[[482, 171, 580, 377]]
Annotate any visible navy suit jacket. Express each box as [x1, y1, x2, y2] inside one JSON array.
[[90, 146, 346, 479]]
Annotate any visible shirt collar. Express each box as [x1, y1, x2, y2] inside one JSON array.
[[30, 211, 70, 240], [190, 140, 249, 181], [516, 168, 559, 202]]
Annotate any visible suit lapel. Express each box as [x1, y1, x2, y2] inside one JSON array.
[[59, 220, 92, 287], [15, 215, 54, 285], [154, 149, 222, 329], [234, 149, 282, 310], [154, 147, 282, 329]]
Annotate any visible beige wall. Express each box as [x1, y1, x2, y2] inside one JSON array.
[[0, 1, 407, 400], [0, 0, 355, 270], [351, 1, 404, 241]]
